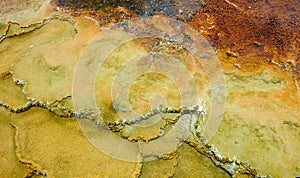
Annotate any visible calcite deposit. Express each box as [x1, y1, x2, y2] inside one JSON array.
[[0, 0, 299, 177]]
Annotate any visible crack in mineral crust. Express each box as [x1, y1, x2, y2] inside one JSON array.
[[137, 150, 178, 178], [131, 158, 143, 178], [0, 46, 282, 177], [184, 139, 271, 178], [0, 76, 273, 175], [0, 24, 270, 178], [0, 95, 271, 177], [0, 14, 79, 113], [0, 14, 77, 43], [10, 122, 47, 178], [0, 15, 79, 89]]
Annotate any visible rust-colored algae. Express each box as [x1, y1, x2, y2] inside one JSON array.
[[189, 0, 300, 60]]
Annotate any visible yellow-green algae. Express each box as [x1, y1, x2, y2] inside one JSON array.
[[0, 108, 28, 177], [11, 108, 138, 177], [0, 73, 27, 109]]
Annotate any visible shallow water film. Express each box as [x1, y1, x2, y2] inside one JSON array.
[[0, 0, 299, 177]]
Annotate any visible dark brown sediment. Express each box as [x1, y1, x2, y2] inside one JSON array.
[[53, 0, 300, 81], [54, 0, 299, 58]]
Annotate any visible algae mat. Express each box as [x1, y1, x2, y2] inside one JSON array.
[[0, 0, 299, 177]]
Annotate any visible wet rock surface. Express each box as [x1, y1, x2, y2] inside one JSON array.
[[0, 0, 299, 177]]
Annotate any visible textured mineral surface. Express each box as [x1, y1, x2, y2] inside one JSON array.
[[0, 0, 299, 177]]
